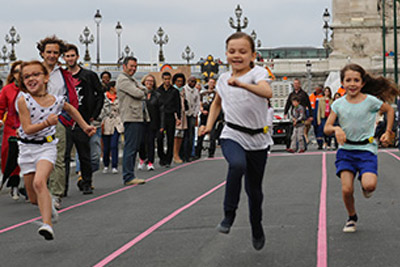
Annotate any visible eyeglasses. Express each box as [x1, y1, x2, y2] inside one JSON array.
[[22, 72, 44, 80], [145, 79, 154, 83], [13, 69, 20, 74]]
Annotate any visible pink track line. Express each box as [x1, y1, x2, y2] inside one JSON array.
[[382, 149, 400, 161], [93, 181, 226, 267], [0, 160, 200, 235], [317, 153, 328, 267]]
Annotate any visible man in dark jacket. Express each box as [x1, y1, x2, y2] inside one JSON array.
[[284, 79, 312, 119], [63, 43, 104, 194], [156, 72, 181, 167]]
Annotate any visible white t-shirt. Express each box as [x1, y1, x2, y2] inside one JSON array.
[[216, 65, 273, 150], [47, 65, 65, 97]]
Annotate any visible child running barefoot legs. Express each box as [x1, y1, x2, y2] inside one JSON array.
[[324, 64, 398, 233], [17, 61, 96, 240], [202, 32, 273, 250]]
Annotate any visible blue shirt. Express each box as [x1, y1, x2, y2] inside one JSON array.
[[331, 94, 383, 154]]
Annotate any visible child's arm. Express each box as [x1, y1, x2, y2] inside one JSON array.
[[63, 102, 96, 137], [228, 78, 272, 98], [324, 111, 346, 145], [201, 93, 222, 135], [17, 96, 55, 135], [379, 102, 395, 146]]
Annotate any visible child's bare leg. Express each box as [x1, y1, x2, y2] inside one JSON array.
[[340, 171, 356, 216], [360, 172, 377, 192], [32, 160, 54, 226], [24, 173, 37, 205]]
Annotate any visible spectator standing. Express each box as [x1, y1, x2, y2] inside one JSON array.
[[156, 72, 181, 167], [317, 87, 333, 149], [309, 85, 324, 149], [138, 74, 164, 171], [286, 96, 306, 153], [117, 57, 148, 185], [0, 61, 22, 199], [37, 36, 79, 208], [172, 73, 187, 164], [102, 81, 123, 174], [182, 76, 200, 162]]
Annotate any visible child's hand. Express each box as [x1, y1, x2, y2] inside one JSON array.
[[227, 77, 242, 87], [46, 114, 59, 126], [380, 130, 395, 147], [199, 125, 211, 136], [84, 126, 97, 137], [334, 127, 346, 145]]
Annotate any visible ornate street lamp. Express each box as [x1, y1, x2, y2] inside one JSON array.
[[123, 45, 134, 57], [250, 30, 262, 48], [79, 26, 94, 62], [115, 21, 123, 62], [181, 45, 194, 64], [322, 8, 331, 58], [1, 45, 9, 63], [5, 26, 20, 61], [153, 27, 169, 62], [229, 4, 248, 32], [94, 9, 102, 69], [306, 60, 312, 93]]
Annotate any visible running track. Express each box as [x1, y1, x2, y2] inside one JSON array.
[[0, 148, 399, 267]]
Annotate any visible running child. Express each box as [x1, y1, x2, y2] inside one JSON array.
[[202, 32, 273, 250], [324, 63, 398, 233], [17, 60, 96, 240]]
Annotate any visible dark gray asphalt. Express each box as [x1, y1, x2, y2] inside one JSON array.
[[0, 146, 399, 267]]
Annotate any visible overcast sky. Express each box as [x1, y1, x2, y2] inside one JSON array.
[[0, 0, 332, 64]]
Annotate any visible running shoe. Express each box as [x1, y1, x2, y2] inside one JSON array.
[[147, 163, 155, 171], [51, 198, 59, 224], [112, 168, 119, 174], [38, 223, 54, 240], [343, 220, 357, 233], [102, 167, 109, 174], [53, 196, 62, 210], [138, 160, 145, 170]]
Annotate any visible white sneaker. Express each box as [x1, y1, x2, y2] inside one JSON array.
[[343, 220, 357, 233], [147, 163, 155, 171], [11, 187, 19, 201], [112, 168, 119, 174], [38, 223, 54, 240], [138, 160, 145, 170], [102, 167, 109, 174]]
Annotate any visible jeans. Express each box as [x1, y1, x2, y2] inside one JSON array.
[[90, 127, 102, 173], [220, 138, 268, 229], [122, 122, 144, 183], [139, 123, 158, 164], [102, 129, 120, 168], [157, 113, 175, 165]]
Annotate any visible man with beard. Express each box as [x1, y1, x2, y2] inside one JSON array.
[[63, 44, 104, 194]]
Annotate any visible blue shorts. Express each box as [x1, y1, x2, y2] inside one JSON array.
[[335, 149, 378, 178]]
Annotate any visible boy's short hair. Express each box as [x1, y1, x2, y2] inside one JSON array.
[[291, 96, 300, 102]]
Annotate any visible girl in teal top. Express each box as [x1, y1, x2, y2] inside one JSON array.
[[324, 64, 398, 233]]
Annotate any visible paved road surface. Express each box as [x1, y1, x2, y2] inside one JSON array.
[[1, 146, 399, 267]]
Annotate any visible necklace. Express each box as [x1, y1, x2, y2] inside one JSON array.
[[32, 92, 48, 97]]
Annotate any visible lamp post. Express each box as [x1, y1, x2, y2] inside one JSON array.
[[115, 21, 123, 63], [306, 60, 312, 93], [1, 45, 8, 63], [153, 27, 169, 62], [250, 30, 262, 48], [94, 9, 102, 69], [229, 5, 248, 32], [181, 45, 194, 64], [322, 8, 330, 58], [79, 26, 94, 62], [123, 45, 134, 58], [5, 26, 20, 61]]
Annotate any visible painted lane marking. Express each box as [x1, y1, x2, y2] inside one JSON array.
[[382, 149, 400, 161], [93, 181, 226, 267], [317, 153, 328, 267], [0, 160, 200, 235]]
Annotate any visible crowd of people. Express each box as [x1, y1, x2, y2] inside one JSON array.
[[0, 32, 398, 250]]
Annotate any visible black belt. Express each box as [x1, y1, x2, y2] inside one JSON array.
[[226, 122, 269, 136], [345, 137, 374, 145], [19, 135, 56, 145]]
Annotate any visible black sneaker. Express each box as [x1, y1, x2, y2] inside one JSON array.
[[252, 235, 265, 251], [82, 185, 93, 195], [216, 223, 231, 234], [77, 176, 84, 191]]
